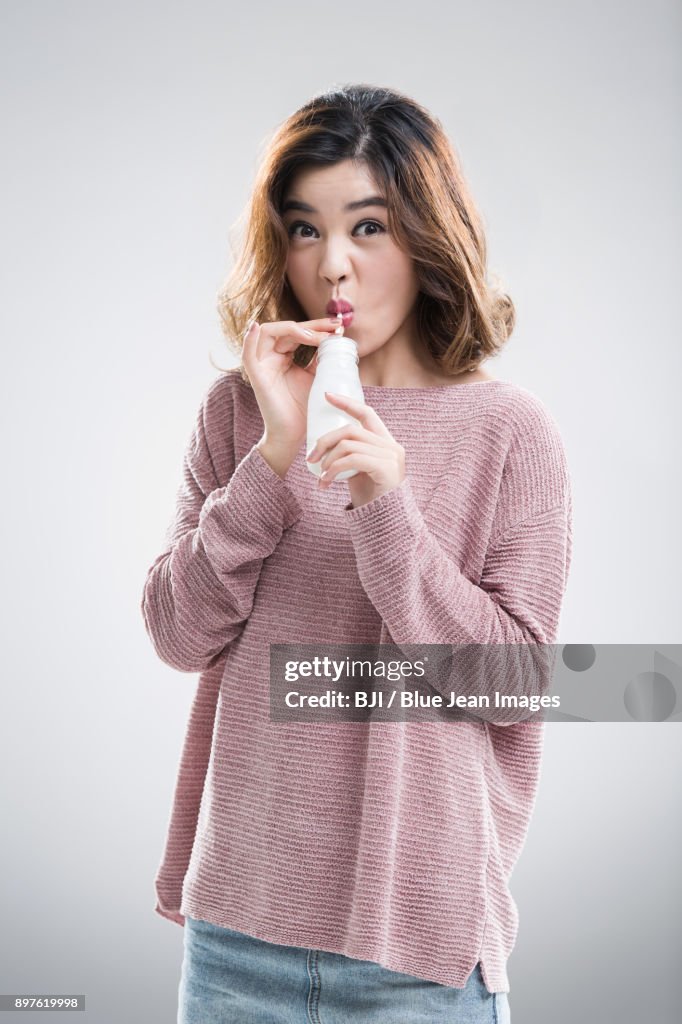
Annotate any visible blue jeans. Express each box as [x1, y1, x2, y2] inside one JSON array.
[[178, 915, 511, 1023]]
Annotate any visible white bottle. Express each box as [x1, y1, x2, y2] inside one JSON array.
[[306, 335, 365, 479]]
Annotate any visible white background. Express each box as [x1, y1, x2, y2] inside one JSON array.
[[1, 1, 680, 1021]]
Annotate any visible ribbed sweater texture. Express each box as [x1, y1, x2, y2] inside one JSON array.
[[141, 368, 573, 993]]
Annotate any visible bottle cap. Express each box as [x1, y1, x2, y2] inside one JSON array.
[[316, 336, 359, 363]]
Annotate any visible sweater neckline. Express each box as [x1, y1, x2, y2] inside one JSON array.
[[360, 379, 506, 393]]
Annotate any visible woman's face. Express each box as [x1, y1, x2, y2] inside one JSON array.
[[282, 159, 421, 358]]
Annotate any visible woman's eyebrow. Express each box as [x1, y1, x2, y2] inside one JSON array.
[[282, 196, 388, 214]]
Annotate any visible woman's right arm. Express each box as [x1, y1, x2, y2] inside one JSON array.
[[140, 375, 304, 673]]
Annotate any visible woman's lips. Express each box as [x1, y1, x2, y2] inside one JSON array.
[[325, 300, 354, 330]]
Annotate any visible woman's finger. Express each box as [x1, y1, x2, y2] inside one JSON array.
[[241, 320, 260, 374], [271, 328, 333, 356], [320, 450, 394, 486], [317, 438, 389, 474], [256, 319, 338, 361], [308, 424, 394, 462], [324, 391, 394, 440]]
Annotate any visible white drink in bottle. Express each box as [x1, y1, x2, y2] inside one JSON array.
[[306, 333, 365, 480]]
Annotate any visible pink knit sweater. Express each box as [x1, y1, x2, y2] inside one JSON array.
[[141, 368, 573, 993]]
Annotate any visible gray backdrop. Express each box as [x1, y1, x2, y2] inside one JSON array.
[[1, 1, 680, 1022]]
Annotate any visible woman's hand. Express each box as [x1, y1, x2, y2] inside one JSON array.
[[242, 316, 342, 454], [306, 392, 406, 508]]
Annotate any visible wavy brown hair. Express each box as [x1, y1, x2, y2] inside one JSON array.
[[214, 83, 515, 385]]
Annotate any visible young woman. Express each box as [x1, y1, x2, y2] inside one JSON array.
[[141, 83, 573, 1023]]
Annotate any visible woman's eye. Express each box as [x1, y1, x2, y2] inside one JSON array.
[[288, 222, 316, 238], [287, 220, 386, 238], [355, 220, 386, 237]]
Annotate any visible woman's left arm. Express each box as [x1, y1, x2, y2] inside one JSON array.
[[343, 479, 572, 647], [310, 390, 573, 648]]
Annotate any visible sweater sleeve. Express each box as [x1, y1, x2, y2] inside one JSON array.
[[141, 377, 304, 673], [342, 393, 573, 719]]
